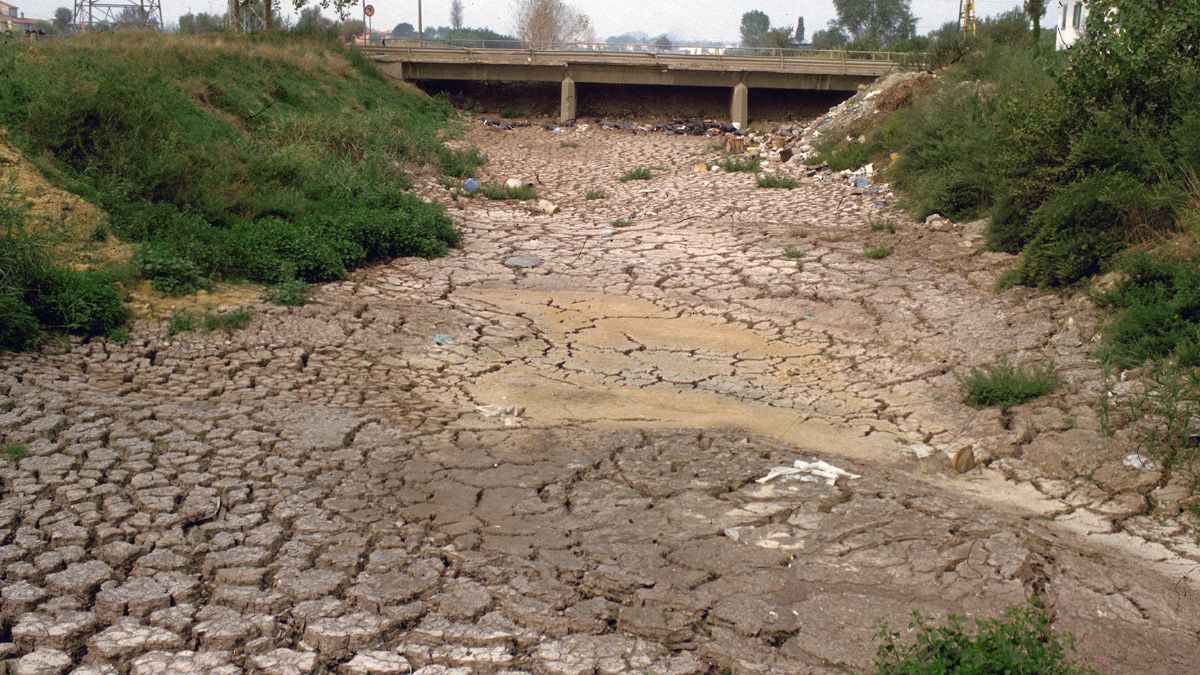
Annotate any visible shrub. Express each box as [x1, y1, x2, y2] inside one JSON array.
[[1094, 253, 1200, 367], [30, 268, 127, 338], [136, 243, 208, 296], [958, 359, 1058, 407], [870, 220, 900, 233], [757, 174, 799, 189], [0, 291, 40, 351], [785, 247, 805, 259], [619, 167, 653, 182], [2, 443, 28, 460], [167, 312, 195, 336], [716, 156, 761, 173], [874, 602, 1087, 674], [266, 278, 311, 306], [106, 326, 129, 342], [437, 146, 485, 178], [610, 219, 633, 229], [586, 189, 608, 200], [866, 246, 894, 259]]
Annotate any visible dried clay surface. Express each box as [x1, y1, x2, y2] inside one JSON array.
[[2, 124, 1199, 674]]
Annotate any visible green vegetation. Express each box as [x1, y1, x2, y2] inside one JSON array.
[[790, 228, 810, 238], [0, 34, 476, 307], [106, 326, 130, 343], [479, 184, 537, 200], [784, 247, 806, 259], [816, 1, 1198, 291], [958, 359, 1058, 408], [560, 141, 581, 149], [266, 279, 312, 306], [865, 245, 894, 260], [619, 167, 653, 182], [2, 443, 28, 460], [610, 219, 634, 229], [716, 155, 761, 174], [499, 106, 520, 119], [167, 308, 252, 336], [757, 174, 799, 189], [1, 182, 127, 351], [871, 220, 900, 233], [875, 603, 1088, 674], [585, 189, 608, 200]]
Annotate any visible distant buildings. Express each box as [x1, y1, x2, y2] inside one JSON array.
[[1056, 0, 1090, 49], [1, 1, 38, 32]]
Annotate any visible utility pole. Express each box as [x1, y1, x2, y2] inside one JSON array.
[[418, 0, 423, 45], [959, 0, 977, 37]]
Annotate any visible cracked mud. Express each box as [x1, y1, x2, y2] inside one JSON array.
[[3, 125, 1200, 673]]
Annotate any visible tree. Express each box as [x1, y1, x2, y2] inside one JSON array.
[[810, 23, 849, 49], [179, 12, 226, 33], [1023, 0, 1047, 43], [450, 0, 464, 30], [337, 18, 365, 40], [393, 22, 415, 37], [513, 0, 591, 48], [796, 16, 805, 43], [830, 0, 916, 48], [295, 6, 333, 33], [765, 26, 793, 48], [739, 10, 770, 48], [653, 34, 672, 51], [53, 7, 73, 32]]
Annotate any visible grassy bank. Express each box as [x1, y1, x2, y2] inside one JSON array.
[[0, 33, 480, 348]]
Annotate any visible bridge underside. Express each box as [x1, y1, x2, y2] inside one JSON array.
[[374, 60, 876, 126]]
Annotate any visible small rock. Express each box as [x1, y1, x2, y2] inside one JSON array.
[[503, 254, 542, 269]]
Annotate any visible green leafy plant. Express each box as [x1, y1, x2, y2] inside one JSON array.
[[2, 443, 28, 460], [586, 189, 608, 200], [757, 174, 799, 189], [106, 326, 129, 342], [136, 243, 208, 296], [866, 245, 895, 259], [266, 279, 311, 306], [619, 167, 653, 182], [957, 359, 1058, 407], [785, 247, 806, 259], [611, 219, 633, 229], [874, 602, 1089, 674]]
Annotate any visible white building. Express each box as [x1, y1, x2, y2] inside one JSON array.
[[1056, 0, 1090, 49], [0, 1, 39, 32]]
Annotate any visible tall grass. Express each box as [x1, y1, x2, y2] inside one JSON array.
[[0, 33, 478, 294]]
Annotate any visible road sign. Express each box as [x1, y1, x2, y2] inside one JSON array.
[[364, 4, 375, 17]]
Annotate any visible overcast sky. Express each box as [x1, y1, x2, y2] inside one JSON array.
[[20, 0, 1049, 42]]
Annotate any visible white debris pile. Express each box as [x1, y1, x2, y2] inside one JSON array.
[[756, 459, 861, 486]]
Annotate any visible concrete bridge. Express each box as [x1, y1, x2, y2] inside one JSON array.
[[364, 44, 913, 127]]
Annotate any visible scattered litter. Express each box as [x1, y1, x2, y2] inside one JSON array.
[[1123, 453, 1158, 472], [462, 178, 479, 193], [723, 525, 753, 542], [950, 446, 977, 474], [503, 254, 543, 269], [506, 178, 533, 190], [534, 199, 559, 215], [474, 404, 524, 427], [756, 459, 861, 486], [692, 161, 709, 173], [601, 230, 614, 239], [902, 443, 937, 459], [433, 333, 453, 346]]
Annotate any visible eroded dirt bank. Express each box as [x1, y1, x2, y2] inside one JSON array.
[[2, 124, 1199, 673]]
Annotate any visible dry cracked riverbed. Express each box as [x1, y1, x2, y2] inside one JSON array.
[[3, 124, 1200, 674]]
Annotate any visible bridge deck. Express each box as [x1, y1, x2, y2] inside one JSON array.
[[364, 46, 906, 79]]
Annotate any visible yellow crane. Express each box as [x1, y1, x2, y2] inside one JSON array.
[[959, 0, 978, 36]]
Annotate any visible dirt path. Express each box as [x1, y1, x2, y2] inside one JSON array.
[[2, 125, 1199, 673]]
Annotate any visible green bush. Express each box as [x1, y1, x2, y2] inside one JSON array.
[[167, 311, 195, 336], [958, 359, 1058, 407], [0, 291, 40, 351], [203, 308, 252, 334], [136, 242, 208, 296], [866, 246, 894, 260], [266, 278, 311, 306], [1095, 253, 1200, 367], [875, 603, 1088, 674], [30, 268, 128, 337]]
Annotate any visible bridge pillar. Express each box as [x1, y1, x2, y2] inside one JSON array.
[[731, 83, 749, 128], [560, 76, 577, 124]]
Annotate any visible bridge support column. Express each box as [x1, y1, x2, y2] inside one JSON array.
[[731, 83, 749, 128], [560, 76, 577, 124]]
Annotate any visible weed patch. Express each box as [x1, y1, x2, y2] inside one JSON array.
[[785, 248, 806, 259], [958, 359, 1058, 407], [716, 156, 761, 174], [757, 174, 799, 189], [480, 184, 537, 200], [865, 245, 894, 259], [870, 220, 900, 233], [266, 279, 311, 306], [167, 312, 195, 337], [2, 443, 28, 460], [619, 167, 653, 182], [875, 602, 1088, 674], [585, 189, 608, 200], [611, 219, 634, 229]]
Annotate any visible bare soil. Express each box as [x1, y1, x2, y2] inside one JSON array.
[[2, 123, 1199, 673]]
